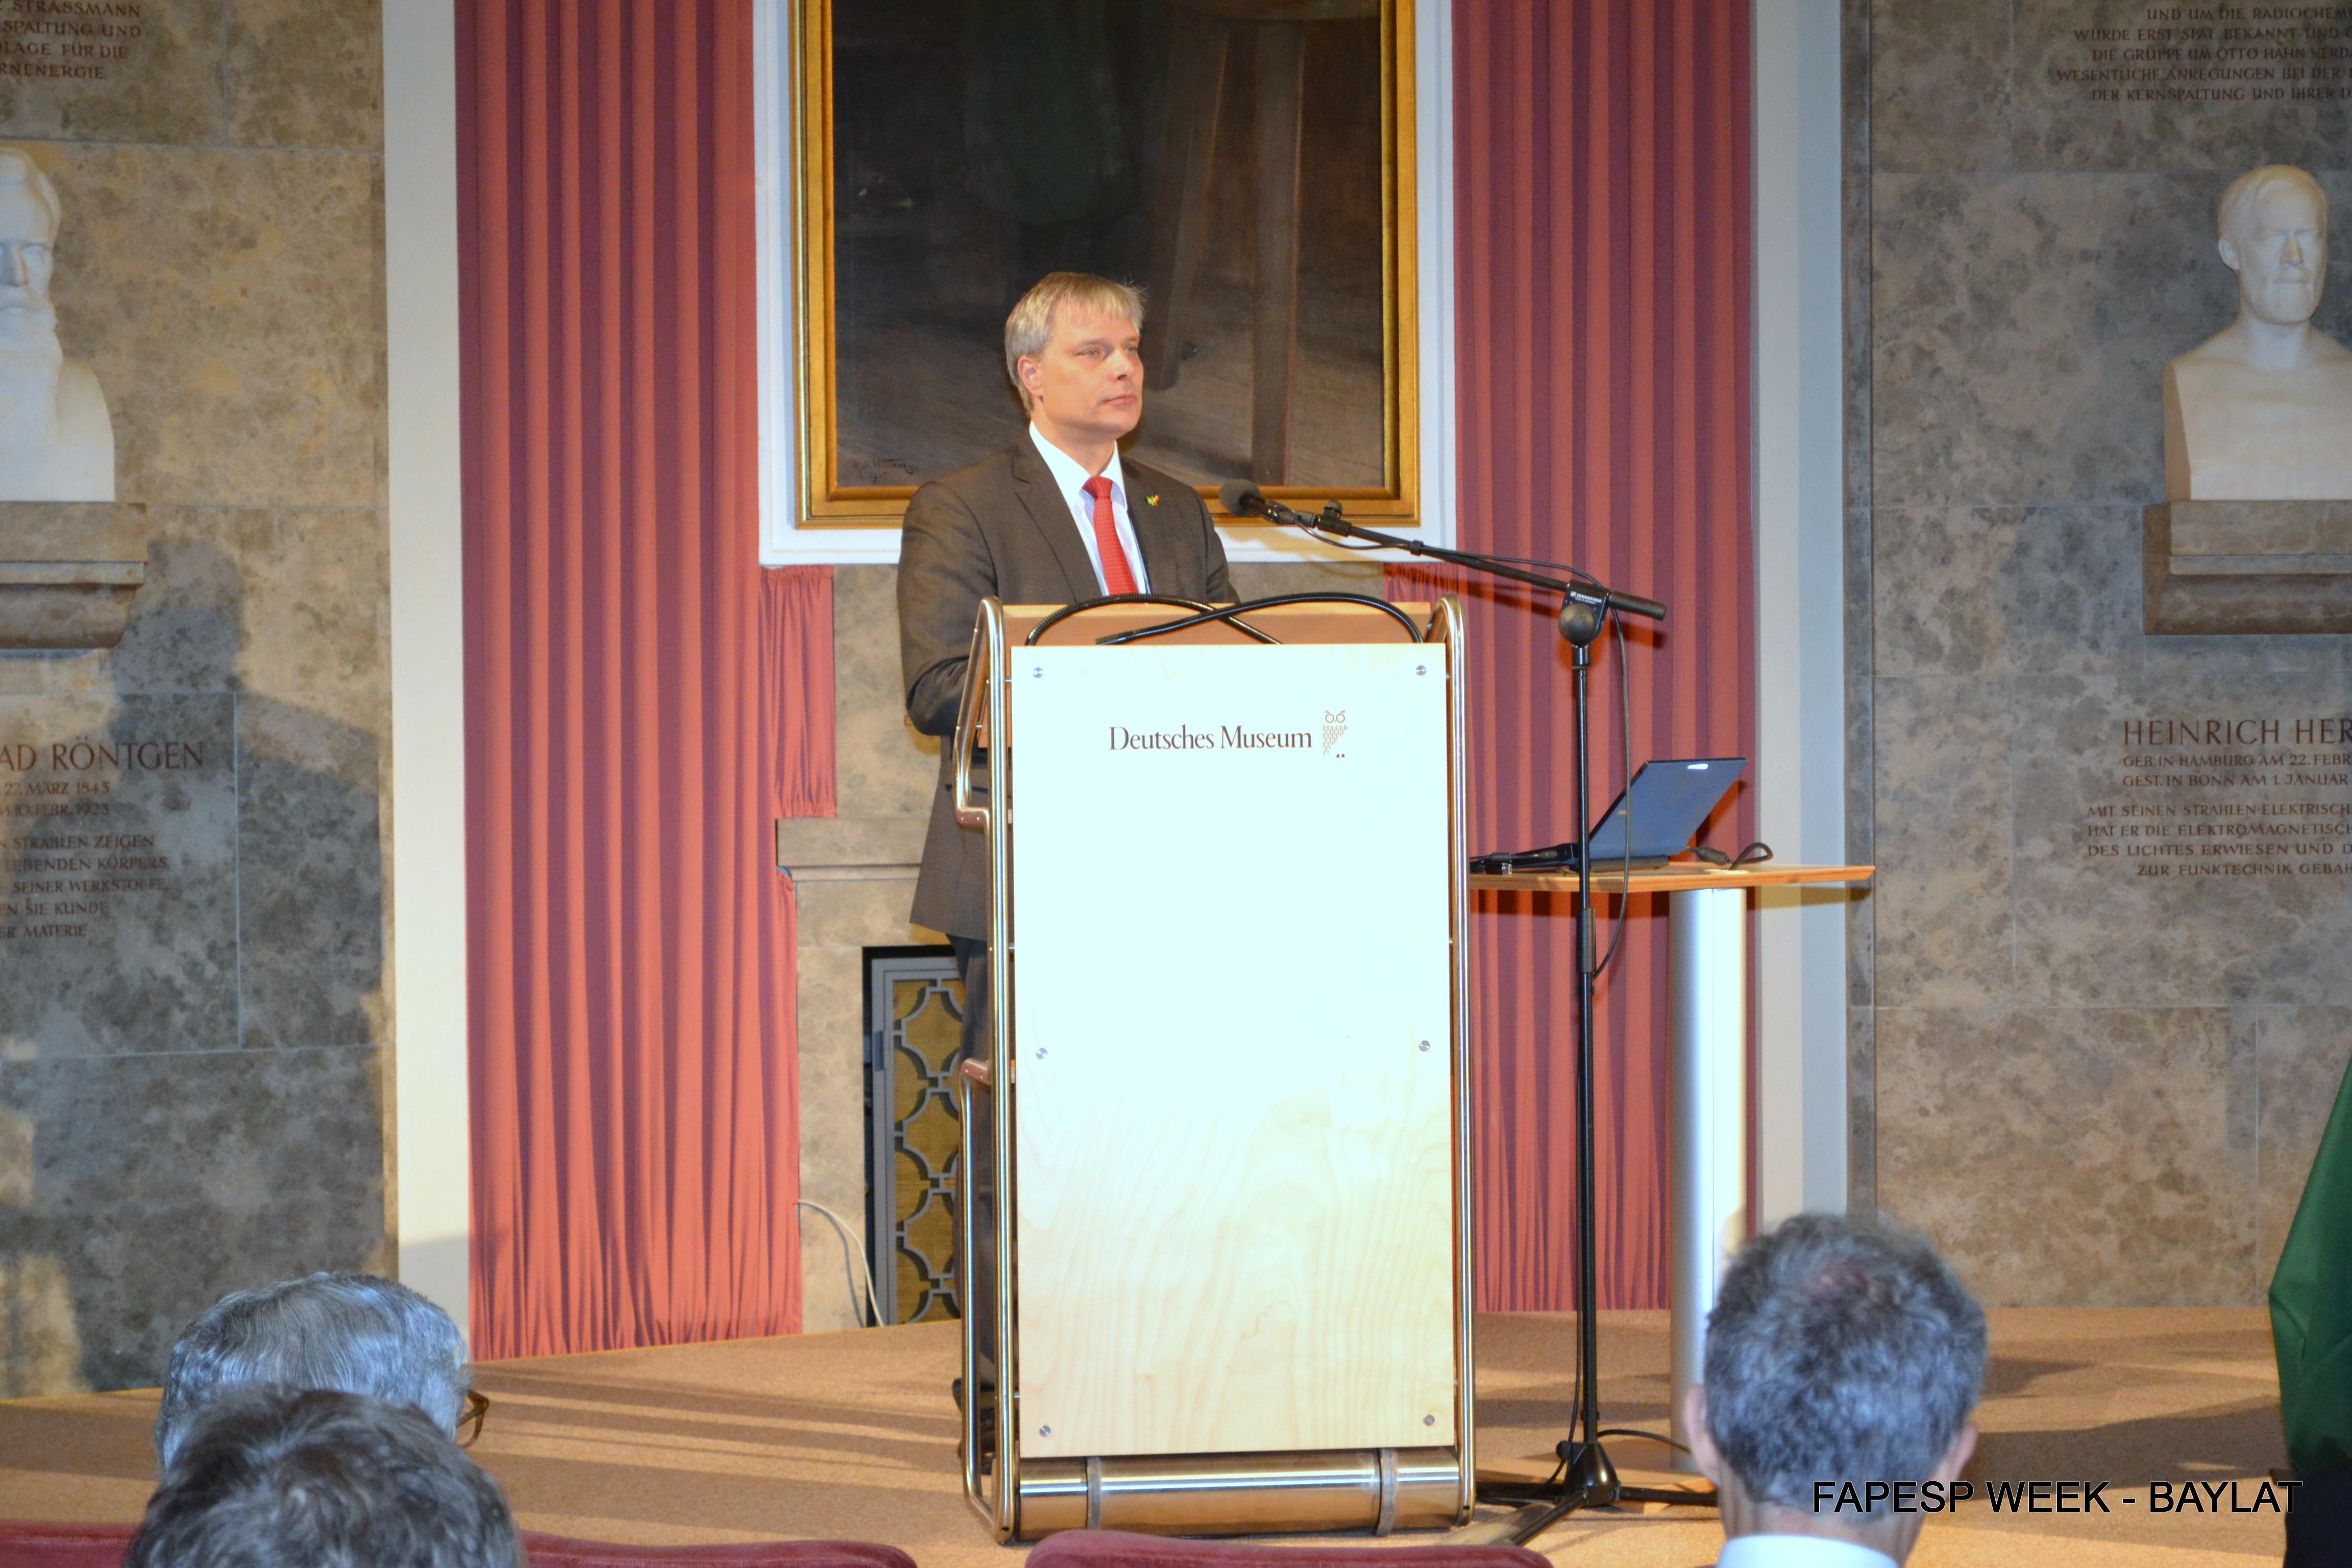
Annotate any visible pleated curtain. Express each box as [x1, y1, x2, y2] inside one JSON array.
[[458, 0, 819, 1358], [453, 0, 1751, 1344], [1423, 0, 1756, 1311], [765, 568, 837, 821]]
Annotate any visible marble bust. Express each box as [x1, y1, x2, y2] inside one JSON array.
[[0, 146, 111, 502], [2166, 165, 2352, 501]]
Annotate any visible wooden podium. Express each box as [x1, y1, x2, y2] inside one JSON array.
[[949, 597, 1477, 1541]]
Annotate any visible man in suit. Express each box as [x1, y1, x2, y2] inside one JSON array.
[[898, 273, 1233, 1417], [898, 271, 1235, 1056], [1681, 1214, 1984, 1567]]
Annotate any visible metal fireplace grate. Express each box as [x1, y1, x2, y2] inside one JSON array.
[[864, 946, 964, 1324]]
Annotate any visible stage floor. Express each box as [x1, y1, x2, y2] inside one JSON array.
[[0, 1311, 2286, 1565]]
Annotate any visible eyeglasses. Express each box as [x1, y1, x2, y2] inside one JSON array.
[[457, 1389, 491, 1448], [1692, 841, 1774, 869]]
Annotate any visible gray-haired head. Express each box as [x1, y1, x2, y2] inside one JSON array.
[[1003, 272, 1145, 409], [131, 1386, 519, 1568], [1701, 1213, 1986, 1522], [156, 1272, 470, 1470]]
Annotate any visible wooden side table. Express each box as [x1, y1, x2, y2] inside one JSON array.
[[1470, 862, 1876, 1469]]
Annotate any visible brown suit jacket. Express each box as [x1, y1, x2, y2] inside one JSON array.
[[897, 439, 1236, 937]]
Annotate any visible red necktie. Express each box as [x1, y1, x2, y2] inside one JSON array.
[[1082, 475, 1139, 595]]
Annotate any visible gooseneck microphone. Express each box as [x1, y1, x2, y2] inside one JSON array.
[[1216, 478, 1320, 528], [1215, 477, 1667, 622]]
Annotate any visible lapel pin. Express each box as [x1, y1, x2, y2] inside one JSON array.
[[1145, 493, 1160, 506]]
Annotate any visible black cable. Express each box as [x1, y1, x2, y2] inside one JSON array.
[[1293, 522, 1391, 552], [1596, 1426, 1689, 1454], [1472, 549, 1606, 586], [1094, 592, 1423, 646], [1592, 616, 1634, 976], [1023, 594, 1278, 646]]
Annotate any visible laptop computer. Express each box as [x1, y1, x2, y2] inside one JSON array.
[[1470, 757, 1748, 874]]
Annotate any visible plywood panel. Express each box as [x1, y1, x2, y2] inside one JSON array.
[[1008, 643, 1458, 1459]]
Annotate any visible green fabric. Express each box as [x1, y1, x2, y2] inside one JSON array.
[[2273, 1050, 2352, 1476]]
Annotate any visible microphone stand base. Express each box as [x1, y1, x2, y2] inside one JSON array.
[[1474, 1439, 1718, 1546]]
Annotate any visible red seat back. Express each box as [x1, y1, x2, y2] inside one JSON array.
[[0, 1524, 131, 1568], [1025, 1529, 1554, 1568], [519, 1534, 915, 1568]]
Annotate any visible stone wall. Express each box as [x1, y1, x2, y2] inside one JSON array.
[[1851, 0, 2352, 1304], [0, 0, 385, 1391]]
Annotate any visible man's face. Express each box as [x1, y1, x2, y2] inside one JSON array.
[[1019, 307, 1143, 445], [2225, 180, 2329, 327], [0, 185, 56, 353]]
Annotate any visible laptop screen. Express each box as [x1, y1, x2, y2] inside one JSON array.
[[1584, 757, 1747, 862]]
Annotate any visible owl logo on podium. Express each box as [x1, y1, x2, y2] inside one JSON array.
[[1322, 710, 1346, 757]]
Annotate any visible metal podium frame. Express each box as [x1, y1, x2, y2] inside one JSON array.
[[948, 595, 1477, 1542]]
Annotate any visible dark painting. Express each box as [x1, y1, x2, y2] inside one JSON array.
[[816, 0, 1404, 512]]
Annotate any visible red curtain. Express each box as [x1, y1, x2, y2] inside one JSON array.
[[459, 0, 805, 1357], [764, 567, 837, 821], [1432, 0, 1755, 1311]]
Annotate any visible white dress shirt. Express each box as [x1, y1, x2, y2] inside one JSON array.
[[1716, 1536, 1897, 1568], [1029, 424, 1152, 595]]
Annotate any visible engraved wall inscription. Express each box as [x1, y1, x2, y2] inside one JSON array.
[[2082, 715, 2352, 877], [0, 2, 146, 86], [0, 734, 203, 939], [2051, 5, 2352, 105], [0, 697, 236, 1056]]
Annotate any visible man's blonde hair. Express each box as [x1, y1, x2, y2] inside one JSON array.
[[1004, 273, 1145, 408]]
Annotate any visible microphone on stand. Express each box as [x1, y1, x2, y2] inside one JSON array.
[[1216, 478, 1325, 530], [1216, 477, 1667, 622]]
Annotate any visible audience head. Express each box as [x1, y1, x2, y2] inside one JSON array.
[[1682, 1212, 1986, 1562], [130, 1386, 518, 1568], [157, 1272, 470, 1468]]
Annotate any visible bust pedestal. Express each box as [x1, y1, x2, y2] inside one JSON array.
[[0, 558, 144, 650], [2143, 502, 2352, 633]]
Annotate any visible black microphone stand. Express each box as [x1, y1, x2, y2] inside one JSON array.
[[1247, 497, 1706, 1540]]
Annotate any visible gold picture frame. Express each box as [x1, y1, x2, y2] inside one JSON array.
[[791, 0, 1420, 529]]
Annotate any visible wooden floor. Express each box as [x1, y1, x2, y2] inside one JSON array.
[[0, 1310, 2288, 1566]]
